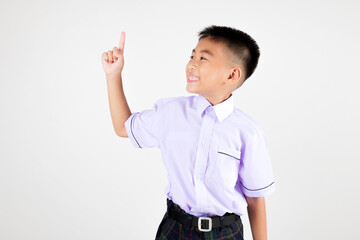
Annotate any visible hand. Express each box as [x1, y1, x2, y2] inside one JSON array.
[[102, 31, 125, 78]]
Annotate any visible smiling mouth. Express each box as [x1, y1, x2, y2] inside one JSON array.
[[187, 74, 199, 82], [187, 78, 199, 83]]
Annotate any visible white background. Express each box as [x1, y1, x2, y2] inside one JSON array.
[[1, 0, 359, 239]]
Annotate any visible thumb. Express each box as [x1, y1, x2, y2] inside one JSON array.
[[113, 47, 121, 58]]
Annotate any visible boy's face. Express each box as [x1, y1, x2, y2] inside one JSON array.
[[186, 37, 241, 103]]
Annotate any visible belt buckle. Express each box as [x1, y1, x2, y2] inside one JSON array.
[[198, 217, 212, 232]]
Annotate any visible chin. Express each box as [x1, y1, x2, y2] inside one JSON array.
[[186, 85, 198, 94]]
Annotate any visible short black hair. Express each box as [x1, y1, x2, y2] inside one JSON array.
[[198, 25, 260, 83]]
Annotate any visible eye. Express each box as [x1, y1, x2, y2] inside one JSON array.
[[189, 56, 207, 60]]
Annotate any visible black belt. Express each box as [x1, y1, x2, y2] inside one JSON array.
[[167, 204, 240, 232]]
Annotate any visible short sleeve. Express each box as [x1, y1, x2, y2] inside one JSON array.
[[238, 133, 276, 197], [124, 98, 163, 149]]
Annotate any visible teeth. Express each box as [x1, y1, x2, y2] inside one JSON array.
[[189, 76, 199, 80]]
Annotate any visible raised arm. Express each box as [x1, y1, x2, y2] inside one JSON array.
[[102, 31, 130, 137]]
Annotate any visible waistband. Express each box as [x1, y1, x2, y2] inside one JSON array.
[[165, 198, 241, 232]]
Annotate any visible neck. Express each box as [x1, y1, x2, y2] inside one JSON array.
[[204, 93, 232, 106]]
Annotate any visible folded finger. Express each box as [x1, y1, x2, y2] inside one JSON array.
[[102, 52, 109, 62], [107, 50, 113, 62]]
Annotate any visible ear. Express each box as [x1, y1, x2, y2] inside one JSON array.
[[228, 67, 243, 85]]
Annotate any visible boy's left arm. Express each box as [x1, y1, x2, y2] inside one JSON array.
[[245, 195, 267, 240]]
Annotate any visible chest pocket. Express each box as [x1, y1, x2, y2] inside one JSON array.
[[216, 145, 241, 188]]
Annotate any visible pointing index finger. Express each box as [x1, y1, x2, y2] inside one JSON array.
[[119, 31, 125, 51]]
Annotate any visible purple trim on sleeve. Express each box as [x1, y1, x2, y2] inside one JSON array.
[[130, 112, 142, 148]]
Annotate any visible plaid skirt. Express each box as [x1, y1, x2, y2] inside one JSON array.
[[155, 198, 244, 240]]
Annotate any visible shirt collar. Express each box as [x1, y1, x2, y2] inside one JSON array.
[[194, 93, 234, 122]]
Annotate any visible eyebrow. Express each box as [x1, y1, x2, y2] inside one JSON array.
[[192, 48, 214, 57]]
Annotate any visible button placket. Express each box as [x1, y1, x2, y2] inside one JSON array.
[[194, 107, 216, 213]]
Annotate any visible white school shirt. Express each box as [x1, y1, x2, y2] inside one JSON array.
[[124, 93, 276, 217]]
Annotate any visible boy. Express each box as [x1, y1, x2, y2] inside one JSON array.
[[102, 25, 276, 240]]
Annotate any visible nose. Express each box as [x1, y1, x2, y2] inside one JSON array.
[[188, 62, 197, 70], [187, 57, 197, 72]]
